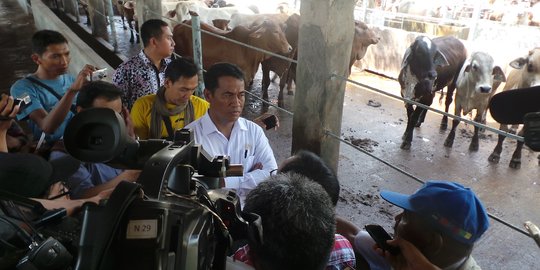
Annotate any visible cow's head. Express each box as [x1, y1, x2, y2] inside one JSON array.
[[509, 47, 540, 86], [402, 36, 449, 99], [348, 21, 380, 73], [463, 52, 506, 94], [403, 36, 449, 81], [248, 20, 292, 57]]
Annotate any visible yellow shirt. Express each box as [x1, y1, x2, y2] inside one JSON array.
[[131, 94, 209, 139]]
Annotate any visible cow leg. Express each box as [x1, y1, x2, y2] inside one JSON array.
[[261, 63, 271, 101], [441, 85, 456, 131], [401, 107, 423, 150], [415, 108, 427, 127], [469, 112, 483, 152], [444, 104, 461, 148], [509, 129, 525, 169], [287, 63, 296, 95], [488, 124, 508, 163]]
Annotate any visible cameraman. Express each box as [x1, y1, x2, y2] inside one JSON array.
[[228, 173, 336, 270], [49, 81, 140, 199], [0, 94, 108, 216]]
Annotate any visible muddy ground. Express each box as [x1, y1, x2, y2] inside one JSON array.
[[2, 0, 539, 268]]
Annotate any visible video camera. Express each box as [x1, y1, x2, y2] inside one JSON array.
[[60, 108, 259, 270]]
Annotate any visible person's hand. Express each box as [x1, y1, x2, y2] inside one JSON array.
[[69, 64, 96, 93], [253, 113, 280, 130], [121, 170, 141, 182], [0, 94, 18, 130], [249, 162, 263, 172], [376, 237, 440, 270], [121, 106, 136, 139]]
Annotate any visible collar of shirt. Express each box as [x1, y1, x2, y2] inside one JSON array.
[[199, 112, 248, 138], [138, 50, 170, 73]]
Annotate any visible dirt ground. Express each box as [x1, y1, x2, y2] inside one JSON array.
[[2, 0, 539, 268]]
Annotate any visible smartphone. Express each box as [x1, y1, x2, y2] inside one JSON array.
[[365, 224, 400, 255], [13, 95, 31, 111], [262, 114, 277, 130], [91, 68, 108, 81]]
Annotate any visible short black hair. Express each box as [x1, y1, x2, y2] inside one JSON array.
[[165, 58, 198, 82], [279, 150, 340, 206], [76, 81, 123, 109], [31, 30, 68, 55], [244, 173, 335, 270], [140, 19, 169, 47], [203, 62, 244, 94]]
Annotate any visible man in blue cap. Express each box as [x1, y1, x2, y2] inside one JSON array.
[[339, 180, 490, 270]]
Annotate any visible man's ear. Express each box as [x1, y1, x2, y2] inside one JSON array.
[[203, 89, 211, 100], [31, 53, 40, 65], [164, 78, 172, 88], [76, 106, 83, 113]]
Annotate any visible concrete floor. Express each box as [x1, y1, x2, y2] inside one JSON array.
[[2, 0, 540, 269]]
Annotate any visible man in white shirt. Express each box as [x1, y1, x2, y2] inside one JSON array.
[[185, 62, 277, 206]]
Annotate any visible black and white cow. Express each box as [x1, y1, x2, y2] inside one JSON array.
[[443, 52, 506, 151], [398, 35, 467, 150]]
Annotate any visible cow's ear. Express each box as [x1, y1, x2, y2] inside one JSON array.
[[401, 47, 412, 69], [433, 50, 449, 67], [509, 57, 527, 69], [464, 64, 471, 73], [249, 27, 265, 39], [493, 66, 507, 82]]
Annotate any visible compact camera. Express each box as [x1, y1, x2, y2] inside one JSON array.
[[90, 68, 108, 81]]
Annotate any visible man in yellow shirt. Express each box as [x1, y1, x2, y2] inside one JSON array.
[[131, 58, 209, 140]]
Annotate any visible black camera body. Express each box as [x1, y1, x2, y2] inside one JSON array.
[[61, 108, 257, 270]]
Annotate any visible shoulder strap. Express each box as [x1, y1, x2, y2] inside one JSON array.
[[162, 115, 175, 141], [25, 76, 77, 114]]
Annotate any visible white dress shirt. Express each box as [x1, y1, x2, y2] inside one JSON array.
[[185, 113, 278, 206]]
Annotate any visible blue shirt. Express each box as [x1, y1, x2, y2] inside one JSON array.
[[50, 151, 124, 199], [10, 74, 76, 143]]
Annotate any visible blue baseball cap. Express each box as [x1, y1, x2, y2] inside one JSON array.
[[380, 181, 490, 245]]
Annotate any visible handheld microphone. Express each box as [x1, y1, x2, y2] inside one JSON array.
[[489, 86, 540, 124]]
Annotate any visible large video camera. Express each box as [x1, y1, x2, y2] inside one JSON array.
[[62, 108, 260, 270]]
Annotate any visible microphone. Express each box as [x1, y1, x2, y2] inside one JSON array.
[[489, 86, 540, 124]]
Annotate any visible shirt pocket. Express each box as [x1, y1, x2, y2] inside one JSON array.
[[243, 156, 255, 173]]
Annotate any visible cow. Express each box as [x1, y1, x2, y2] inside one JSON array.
[[260, 18, 380, 103], [488, 48, 540, 169], [398, 36, 467, 150], [173, 19, 292, 88], [169, 1, 255, 25], [443, 52, 506, 151]]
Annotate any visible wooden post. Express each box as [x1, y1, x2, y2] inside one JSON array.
[[292, 0, 356, 173]]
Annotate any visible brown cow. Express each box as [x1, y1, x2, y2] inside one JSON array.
[[173, 19, 292, 88], [488, 48, 540, 169], [261, 18, 380, 103]]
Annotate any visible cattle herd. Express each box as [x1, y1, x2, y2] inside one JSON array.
[[398, 35, 540, 169], [81, 0, 538, 169]]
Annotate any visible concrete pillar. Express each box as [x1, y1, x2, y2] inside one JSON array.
[[291, 0, 356, 172], [89, 0, 108, 41]]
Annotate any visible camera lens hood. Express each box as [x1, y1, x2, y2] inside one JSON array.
[[64, 108, 128, 163]]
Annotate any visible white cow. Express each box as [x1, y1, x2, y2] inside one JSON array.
[[489, 48, 540, 168], [170, 1, 254, 25], [444, 52, 506, 151]]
